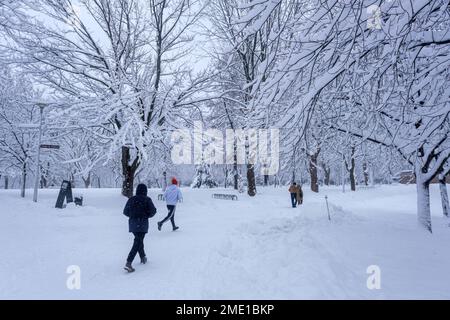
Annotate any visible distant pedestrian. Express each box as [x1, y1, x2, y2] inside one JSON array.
[[158, 177, 183, 232], [123, 184, 157, 273], [297, 184, 304, 205], [289, 183, 300, 208]]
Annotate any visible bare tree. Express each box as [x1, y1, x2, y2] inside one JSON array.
[[0, 66, 40, 197]]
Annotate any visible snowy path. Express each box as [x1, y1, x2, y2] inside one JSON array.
[[1, 185, 449, 299]]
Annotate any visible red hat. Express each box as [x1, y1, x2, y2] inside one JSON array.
[[171, 177, 178, 185]]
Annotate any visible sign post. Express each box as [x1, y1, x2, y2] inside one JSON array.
[[163, 171, 167, 192], [33, 105, 45, 203], [18, 102, 58, 202]]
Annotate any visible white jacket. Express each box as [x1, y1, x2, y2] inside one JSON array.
[[164, 185, 183, 206]]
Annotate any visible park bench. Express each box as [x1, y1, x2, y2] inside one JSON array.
[[157, 194, 184, 203], [212, 194, 238, 201]]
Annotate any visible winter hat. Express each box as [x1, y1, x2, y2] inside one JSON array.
[[171, 177, 178, 185], [136, 184, 148, 196]]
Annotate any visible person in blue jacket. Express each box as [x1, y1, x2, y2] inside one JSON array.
[[123, 184, 157, 273], [158, 177, 183, 232]]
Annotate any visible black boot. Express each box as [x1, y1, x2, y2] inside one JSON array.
[[124, 262, 135, 273], [173, 226, 180, 232], [157, 222, 162, 231], [141, 256, 148, 265]]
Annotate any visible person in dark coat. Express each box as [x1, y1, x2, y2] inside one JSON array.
[[123, 184, 157, 273]]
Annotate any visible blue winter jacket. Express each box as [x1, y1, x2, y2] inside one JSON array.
[[123, 184, 157, 233], [164, 185, 183, 206]]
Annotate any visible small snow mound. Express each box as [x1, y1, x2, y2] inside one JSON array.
[[326, 203, 364, 225], [65, 203, 77, 209]]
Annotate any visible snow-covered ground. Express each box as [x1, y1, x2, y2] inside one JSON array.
[[1, 185, 449, 300]]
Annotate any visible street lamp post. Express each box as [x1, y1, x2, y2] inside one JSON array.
[[163, 171, 167, 192], [33, 103, 46, 203]]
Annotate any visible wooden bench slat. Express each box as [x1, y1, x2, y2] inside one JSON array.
[[212, 194, 238, 201]]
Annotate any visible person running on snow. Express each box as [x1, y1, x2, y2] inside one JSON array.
[[158, 177, 183, 232], [289, 182, 300, 208], [123, 184, 157, 273]]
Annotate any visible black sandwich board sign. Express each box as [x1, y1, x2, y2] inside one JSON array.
[[55, 180, 74, 209]]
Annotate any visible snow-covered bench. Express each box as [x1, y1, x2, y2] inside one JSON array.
[[212, 194, 238, 201], [157, 194, 183, 203]]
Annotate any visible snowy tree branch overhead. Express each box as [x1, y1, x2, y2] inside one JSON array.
[[0, 0, 449, 232], [1, 0, 215, 197]]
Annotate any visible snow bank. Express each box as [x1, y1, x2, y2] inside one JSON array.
[[0, 185, 449, 299]]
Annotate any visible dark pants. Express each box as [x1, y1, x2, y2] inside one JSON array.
[[291, 193, 298, 208], [127, 232, 146, 263], [159, 205, 177, 230]]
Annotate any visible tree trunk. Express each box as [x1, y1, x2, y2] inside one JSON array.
[[225, 170, 228, 189], [350, 158, 356, 191], [264, 173, 269, 187], [234, 166, 239, 190], [4, 176, 9, 190], [122, 169, 135, 198], [439, 174, 449, 218], [40, 174, 47, 189], [21, 162, 27, 198], [416, 179, 432, 233], [121, 146, 139, 198], [363, 162, 369, 186], [247, 164, 257, 197], [97, 176, 101, 189], [224, 167, 228, 189], [309, 150, 320, 193], [322, 163, 331, 186], [369, 166, 375, 186], [233, 140, 239, 190], [350, 168, 356, 191], [40, 162, 49, 189], [83, 172, 91, 189], [348, 148, 356, 192], [70, 173, 76, 189]]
